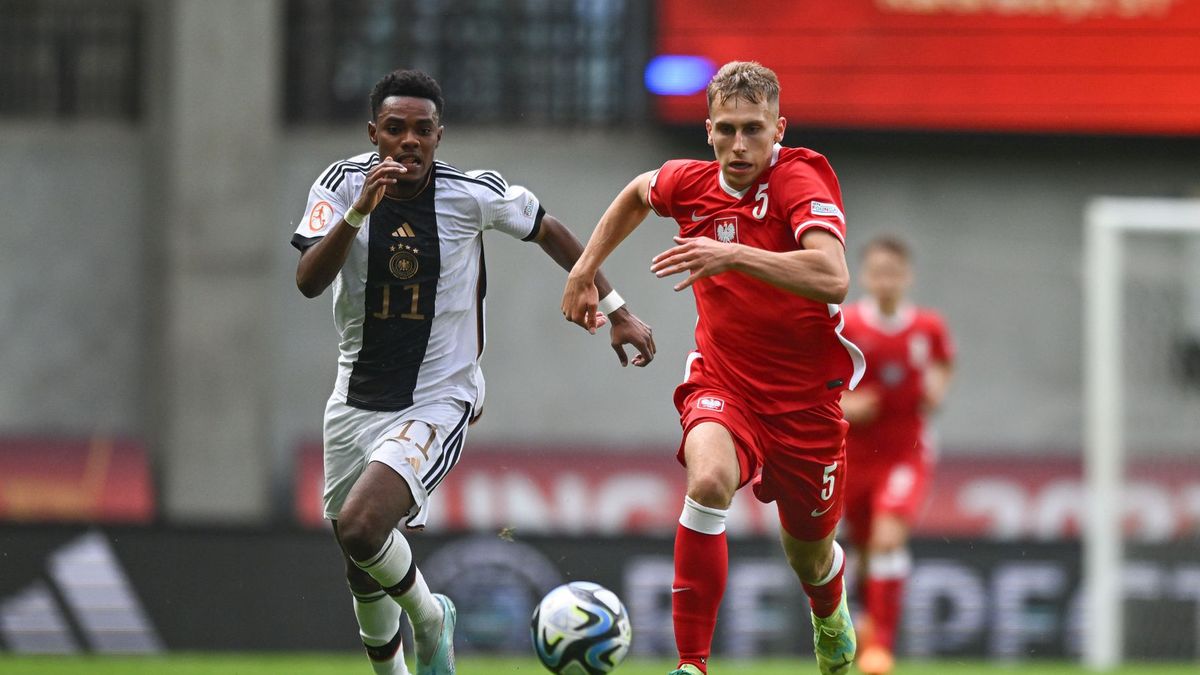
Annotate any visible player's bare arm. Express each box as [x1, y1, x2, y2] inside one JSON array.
[[534, 214, 655, 367], [840, 387, 881, 424], [921, 361, 955, 412], [562, 171, 655, 331], [295, 157, 409, 297], [650, 228, 849, 303]]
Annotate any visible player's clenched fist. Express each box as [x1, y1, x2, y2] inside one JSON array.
[[561, 271, 601, 332], [352, 156, 408, 214]]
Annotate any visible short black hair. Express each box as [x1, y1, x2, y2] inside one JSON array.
[[861, 234, 912, 261], [369, 69, 445, 121]]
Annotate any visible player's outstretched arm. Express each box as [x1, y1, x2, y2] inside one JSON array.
[[535, 214, 655, 367], [922, 361, 955, 412], [295, 157, 408, 297], [562, 171, 655, 331], [840, 387, 881, 424], [651, 228, 849, 303]]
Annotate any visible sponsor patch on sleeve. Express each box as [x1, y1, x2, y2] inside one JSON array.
[[810, 201, 844, 221], [697, 396, 725, 412]]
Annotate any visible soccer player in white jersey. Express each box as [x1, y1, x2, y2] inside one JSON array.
[[292, 70, 654, 675]]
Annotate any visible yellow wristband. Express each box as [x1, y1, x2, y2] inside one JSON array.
[[344, 207, 367, 229]]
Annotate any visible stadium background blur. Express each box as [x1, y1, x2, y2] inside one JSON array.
[[1, 0, 1198, 671]]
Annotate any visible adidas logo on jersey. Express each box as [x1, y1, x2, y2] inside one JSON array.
[[391, 223, 416, 238]]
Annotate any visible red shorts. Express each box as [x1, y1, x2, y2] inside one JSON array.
[[843, 439, 932, 547], [674, 356, 849, 541]]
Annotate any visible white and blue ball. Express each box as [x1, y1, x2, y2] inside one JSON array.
[[531, 581, 632, 674]]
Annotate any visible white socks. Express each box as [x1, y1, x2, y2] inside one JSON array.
[[867, 548, 912, 580], [397, 569, 444, 658], [679, 496, 729, 535], [353, 589, 408, 675], [811, 541, 846, 587], [353, 529, 444, 664], [354, 529, 414, 589]]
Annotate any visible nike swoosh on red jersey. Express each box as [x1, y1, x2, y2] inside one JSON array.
[[811, 504, 834, 517], [690, 211, 707, 222]]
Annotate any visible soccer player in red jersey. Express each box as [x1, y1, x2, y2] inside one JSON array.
[[562, 61, 864, 675], [839, 236, 955, 675]]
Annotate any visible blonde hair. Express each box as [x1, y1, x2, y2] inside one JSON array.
[[706, 61, 781, 110]]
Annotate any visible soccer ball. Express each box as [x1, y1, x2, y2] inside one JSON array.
[[531, 581, 632, 674]]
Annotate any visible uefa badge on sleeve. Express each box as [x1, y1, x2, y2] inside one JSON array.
[[308, 201, 333, 232]]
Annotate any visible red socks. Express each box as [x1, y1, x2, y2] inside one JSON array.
[[672, 497, 729, 674], [863, 549, 912, 650], [802, 540, 846, 618], [865, 577, 903, 649]]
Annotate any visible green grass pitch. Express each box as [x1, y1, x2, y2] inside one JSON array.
[[0, 655, 1194, 674]]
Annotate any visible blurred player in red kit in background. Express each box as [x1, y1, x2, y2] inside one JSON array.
[[839, 235, 955, 675]]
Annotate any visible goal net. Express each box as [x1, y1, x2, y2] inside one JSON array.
[[1083, 198, 1200, 670]]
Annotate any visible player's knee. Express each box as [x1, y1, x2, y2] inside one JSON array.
[[343, 558, 380, 592], [869, 532, 903, 554], [868, 516, 908, 553], [686, 470, 735, 509], [337, 504, 391, 562], [785, 544, 834, 584]]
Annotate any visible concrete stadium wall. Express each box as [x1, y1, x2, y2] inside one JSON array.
[[0, 123, 146, 438]]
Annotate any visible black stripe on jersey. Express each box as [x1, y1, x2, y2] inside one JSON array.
[[432, 162, 507, 194], [432, 160, 464, 175], [433, 168, 505, 197], [422, 405, 471, 492], [521, 205, 546, 242], [321, 154, 377, 185], [291, 233, 323, 252], [345, 182, 441, 411], [472, 170, 506, 194], [321, 154, 379, 191], [475, 241, 486, 357]]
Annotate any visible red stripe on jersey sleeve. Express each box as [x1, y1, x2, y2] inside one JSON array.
[[793, 219, 847, 248]]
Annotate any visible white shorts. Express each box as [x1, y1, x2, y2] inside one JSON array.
[[322, 395, 473, 529]]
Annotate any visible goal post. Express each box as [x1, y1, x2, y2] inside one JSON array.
[[1083, 197, 1200, 670]]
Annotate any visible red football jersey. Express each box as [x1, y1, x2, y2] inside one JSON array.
[[649, 144, 865, 414], [841, 300, 955, 459]]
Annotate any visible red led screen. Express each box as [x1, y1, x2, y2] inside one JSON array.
[[655, 0, 1200, 135], [0, 437, 155, 523]]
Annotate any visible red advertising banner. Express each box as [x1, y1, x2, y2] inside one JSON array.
[[0, 437, 155, 523], [294, 442, 1200, 541], [654, 0, 1200, 135]]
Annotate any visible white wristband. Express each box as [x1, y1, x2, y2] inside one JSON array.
[[597, 289, 626, 315], [343, 207, 367, 229]]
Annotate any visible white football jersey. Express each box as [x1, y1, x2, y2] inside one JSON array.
[[292, 152, 543, 412]]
